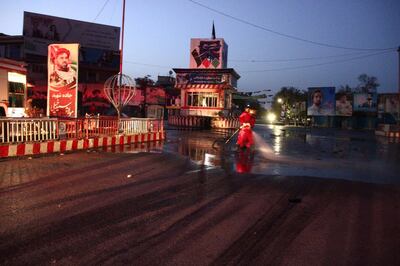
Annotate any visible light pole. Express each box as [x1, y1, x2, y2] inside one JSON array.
[[397, 46, 400, 124]]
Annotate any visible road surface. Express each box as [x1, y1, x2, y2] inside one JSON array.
[[1, 126, 399, 265]]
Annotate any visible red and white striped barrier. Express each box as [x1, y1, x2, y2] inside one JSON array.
[[0, 132, 165, 158]]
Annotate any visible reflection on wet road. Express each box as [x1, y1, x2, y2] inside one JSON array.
[[155, 125, 400, 184]]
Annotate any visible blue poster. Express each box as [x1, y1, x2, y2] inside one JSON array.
[[307, 87, 335, 116], [353, 93, 377, 112]]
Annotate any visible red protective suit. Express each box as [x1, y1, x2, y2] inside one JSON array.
[[236, 110, 255, 149], [235, 149, 254, 173]]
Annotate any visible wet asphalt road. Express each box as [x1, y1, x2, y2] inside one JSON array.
[[0, 125, 400, 265]]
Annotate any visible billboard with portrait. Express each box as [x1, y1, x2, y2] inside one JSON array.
[[190, 38, 228, 69], [335, 93, 353, 116], [23, 12, 120, 55], [353, 93, 377, 112], [378, 93, 399, 120], [307, 87, 335, 116], [47, 43, 79, 117]]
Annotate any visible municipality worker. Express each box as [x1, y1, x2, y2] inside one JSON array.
[[236, 106, 256, 149]]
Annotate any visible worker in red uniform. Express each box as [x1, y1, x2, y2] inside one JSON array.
[[236, 107, 256, 149], [235, 148, 254, 173]]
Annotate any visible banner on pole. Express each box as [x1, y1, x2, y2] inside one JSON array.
[[47, 43, 79, 117]]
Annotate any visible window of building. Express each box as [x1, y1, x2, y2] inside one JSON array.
[[8, 82, 25, 107], [9, 45, 22, 59], [186, 92, 218, 107], [8, 72, 26, 108]]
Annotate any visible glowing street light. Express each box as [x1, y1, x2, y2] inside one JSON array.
[[267, 113, 277, 123], [277, 98, 283, 104]]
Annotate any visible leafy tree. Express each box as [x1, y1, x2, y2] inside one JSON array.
[[271, 87, 306, 113], [134, 75, 155, 117], [357, 74, 379, 93], [338, 84, 353, 93], [135, 75, 155, 88], [270, 87, 307, 123]]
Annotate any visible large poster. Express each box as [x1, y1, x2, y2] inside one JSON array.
[[176, 72, 228, 85], [307, 87, 335, 116], [190, 38, 228, 69], [23, 12, 120, 55], [335, 93, 353, 116], [353, 93, 377, 112], [378, 93, 399, 120], [47, 44, 79, 117]]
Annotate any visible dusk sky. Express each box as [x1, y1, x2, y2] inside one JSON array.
[[1, 0, 399, 94]]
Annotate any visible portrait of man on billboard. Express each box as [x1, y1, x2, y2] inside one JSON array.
[[336, 93, 352, 116], [307, 87, 335, 116], [354, 93, 377, 112], [49, 45, 77, 89], [47, 43, 79, 117]]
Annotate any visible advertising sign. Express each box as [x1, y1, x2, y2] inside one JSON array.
[[176, 72, 228, 85], [47, 43, 79, 117], [23, 12, 120, 55], [384, 95, 399, 114], [378, 93, 399, 119], [353, 93, 377, 112], [190, 38, 228, 69], [307, 87, 335, 116], [335, 93, 352, 116]]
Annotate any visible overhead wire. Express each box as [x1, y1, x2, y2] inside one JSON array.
[[124, 60, 178, 69], [240, 49, 395, 73], [123, 49, 394, 72], [187, 0, 397, 51], [230, 50, 391, 63], [109, 0, 119, 24], [93, 0, 111, 22]]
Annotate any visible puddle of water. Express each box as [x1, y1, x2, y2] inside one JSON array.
[[112, 127, 400, 185]]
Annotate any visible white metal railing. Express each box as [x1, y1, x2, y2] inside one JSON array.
[[119, 118, 163, 134], [0, 118, 58, 143], [0, 117, 164, 144]]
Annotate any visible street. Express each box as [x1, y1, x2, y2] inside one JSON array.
[[1, 125, 400, 265]]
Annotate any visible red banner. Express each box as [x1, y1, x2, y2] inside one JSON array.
[[47, 43, 79, 117]]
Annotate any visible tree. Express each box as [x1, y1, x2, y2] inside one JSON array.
[[135, 75, 155, 88], [135, 75, 155, 117], [271, 87, 307, 123], [271, 87, 306, 112], [338, 84, 353, 93], [357, 74, 379, 93]]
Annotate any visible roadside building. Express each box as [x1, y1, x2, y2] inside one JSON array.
[[0, 12, 121, 117], [0, 58, 27, 117], [170, 25, 240, 128]]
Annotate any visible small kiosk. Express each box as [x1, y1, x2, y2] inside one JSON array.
[[0, 58, 27, 117], [170, 27, 240, 128]]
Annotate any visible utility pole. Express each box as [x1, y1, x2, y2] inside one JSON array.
[[398, 46, 400, 123]]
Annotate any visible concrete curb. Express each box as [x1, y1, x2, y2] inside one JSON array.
[[0, 131, 165, 158]]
